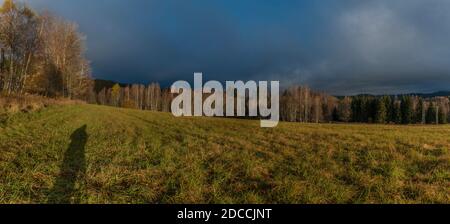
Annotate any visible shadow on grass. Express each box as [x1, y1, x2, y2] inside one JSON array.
[[47, 125, 88, 204]]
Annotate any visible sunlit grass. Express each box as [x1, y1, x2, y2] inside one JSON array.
[[0, 104, 449, 203]]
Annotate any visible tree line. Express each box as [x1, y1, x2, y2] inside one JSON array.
[[0, 0, 91, 99], [344, 95, 448, 124], [280, 87, 449, 124], [92, 83, 174, 112], [92, 83, 449, 125]]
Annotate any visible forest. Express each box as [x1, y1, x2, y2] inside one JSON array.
[[91, 83, 449, 124], [1, 0, 449, 125]]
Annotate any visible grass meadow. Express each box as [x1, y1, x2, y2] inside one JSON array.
[[0, 104, 449, 203]]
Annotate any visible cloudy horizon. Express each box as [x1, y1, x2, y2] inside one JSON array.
[[18, 0, 450, 95]]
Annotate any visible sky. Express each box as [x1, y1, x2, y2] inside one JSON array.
[[18, 0, 450, 95]]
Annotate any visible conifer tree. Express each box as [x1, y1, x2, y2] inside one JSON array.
[[438, 106, 447, 124], [415, 98, 425, 124], [426, 104, 437, 124], [383, 96, 393, 123], [400, 96, 413, 124], [375, 97, 387, 123], [389, 98, 398, 123], [393, 101, 402, 124], [332, 107, 339, 122]]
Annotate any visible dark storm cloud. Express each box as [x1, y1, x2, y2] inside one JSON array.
[[24, 0, 450, 94]]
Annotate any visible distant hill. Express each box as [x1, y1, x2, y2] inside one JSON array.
[[336, 91, 450, 99], [408, 91, 450, 98]]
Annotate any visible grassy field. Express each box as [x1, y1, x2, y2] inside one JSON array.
[[0, 104, 449, 204]]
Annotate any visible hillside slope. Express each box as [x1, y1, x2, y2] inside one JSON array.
[[0, 104, 449, 203]]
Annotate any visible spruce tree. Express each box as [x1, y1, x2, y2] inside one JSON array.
[[426, 104, 437, 124], [389, 97, 398, 123], [383, 96, 392, 123], [369, 97, 377, 123], [415, 98, 424, 124], [332, 107, 339, 122], [400, 96, 413, 124], [361, 96, 370, 123], [351, 97, 361, 122], [375, 97, 387, 123], [393, 102, 402, 124]]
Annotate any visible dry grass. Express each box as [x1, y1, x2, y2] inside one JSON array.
[[0, 94, 84, 118], [0, 104, 449, 204]]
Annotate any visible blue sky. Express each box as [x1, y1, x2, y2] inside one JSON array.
[[22, 0, 450, 94]]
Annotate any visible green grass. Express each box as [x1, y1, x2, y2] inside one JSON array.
[[0, 104, 449, 204]]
